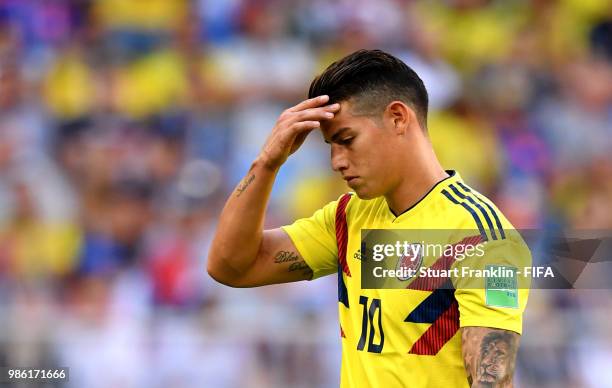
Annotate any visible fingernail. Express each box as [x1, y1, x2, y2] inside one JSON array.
[[331, 103, 340, 108], [326, 112, 334, 118], [320, 95, 329, 101]]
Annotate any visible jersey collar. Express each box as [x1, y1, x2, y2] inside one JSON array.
[[388, 170, 461, 221]]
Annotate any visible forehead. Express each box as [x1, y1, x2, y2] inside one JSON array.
[[320, 100, 373, 139]]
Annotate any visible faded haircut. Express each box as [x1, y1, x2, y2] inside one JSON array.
[[308, 49, 429, 129]]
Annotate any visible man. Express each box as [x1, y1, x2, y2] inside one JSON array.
[[208, 49, 530, 387]]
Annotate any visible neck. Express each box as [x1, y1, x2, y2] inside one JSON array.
[[385, 137, 448, 216]]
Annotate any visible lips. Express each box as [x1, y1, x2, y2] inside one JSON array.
[[343, 176, 358, 184]]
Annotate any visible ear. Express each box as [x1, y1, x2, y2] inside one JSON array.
[[384, 101, 414, 135]]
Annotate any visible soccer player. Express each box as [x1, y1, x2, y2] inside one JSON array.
[[208, 49, 530, 387]]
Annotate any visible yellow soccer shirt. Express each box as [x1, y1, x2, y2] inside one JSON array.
[[282, 171, 530, 388]]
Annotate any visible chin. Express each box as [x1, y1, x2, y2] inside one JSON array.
[[352, 186, 380, 200]]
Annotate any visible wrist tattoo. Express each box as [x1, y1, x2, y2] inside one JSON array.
[[236, 174, 255, 197]]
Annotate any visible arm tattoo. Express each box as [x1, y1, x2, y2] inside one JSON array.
[[236, 174, 255, 197], [273, 251, 299, 263], [461, 327, 519, 388], [288, 260, 313, 277], [272, 250, 313, 278], [476, 331, 516, 386]]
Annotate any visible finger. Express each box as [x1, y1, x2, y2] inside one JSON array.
[[291, 121, 320, 132], [287, 95, 329, 112], [321, 103, 341, 113], [293, 105, 339, 121]]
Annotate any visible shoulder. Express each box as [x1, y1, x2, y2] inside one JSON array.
[[434, 175, 515, 242]]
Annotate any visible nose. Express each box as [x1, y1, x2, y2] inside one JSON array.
[[331, 144, 348, 172]]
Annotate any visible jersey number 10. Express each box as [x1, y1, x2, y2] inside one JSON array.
[[357, 296, 384, 353]]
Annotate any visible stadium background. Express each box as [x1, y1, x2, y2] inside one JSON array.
[[0, 0, 611, 387]]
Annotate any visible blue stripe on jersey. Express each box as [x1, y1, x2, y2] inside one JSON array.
[[448, 184, 498, 240], [441, 189, 488, 242], [456, 181, 506, 239], [404, 286, 455, 323], [338, 267, 349, 308]]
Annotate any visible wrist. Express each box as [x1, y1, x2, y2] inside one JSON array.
[[253, 153, 282, 173]]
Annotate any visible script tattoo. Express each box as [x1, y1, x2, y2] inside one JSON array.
[[274, 251, 299, 263], [461, 327, 519, 388], [236, 174, 255, 197], [288, 260, 313, 277]]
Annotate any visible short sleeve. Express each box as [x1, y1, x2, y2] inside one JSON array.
[[453, 232, 531, 334], [281, 199, 339, 280]]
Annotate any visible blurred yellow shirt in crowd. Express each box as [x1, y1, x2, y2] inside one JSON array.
[[114, 50, 189, 118], [414, 1, 525, 73], [93, 0, 188, 31], [543, 0, 611, 63], [429, 111, 501, 190], [1, 222, 81, 278], [44, 50, 95, 119]]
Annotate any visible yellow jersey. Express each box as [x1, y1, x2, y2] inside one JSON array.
[[282, 171, 530, 388]]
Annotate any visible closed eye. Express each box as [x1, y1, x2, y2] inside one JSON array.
[[339, 137, 354, 145]]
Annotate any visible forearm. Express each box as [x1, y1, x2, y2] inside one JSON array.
[[207, 94, 337, 285], [208, 157, 278, 280]]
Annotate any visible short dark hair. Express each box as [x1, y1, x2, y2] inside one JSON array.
[[308, 49, 429, 128]]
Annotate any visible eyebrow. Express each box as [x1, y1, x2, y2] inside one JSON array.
[[324, 127, 351, 144]]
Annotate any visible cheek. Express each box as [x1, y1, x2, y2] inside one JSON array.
[[352, 148, 378, 176], [364, 146, 394, 177], [355, 138, 383, 165]]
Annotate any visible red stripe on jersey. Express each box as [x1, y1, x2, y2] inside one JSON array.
[[405, 235, 482, 355], [408, 300, 460, 355], [336, 193, 352, 277]]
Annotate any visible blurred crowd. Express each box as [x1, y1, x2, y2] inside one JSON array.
[[0, 0, 611, 387]]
